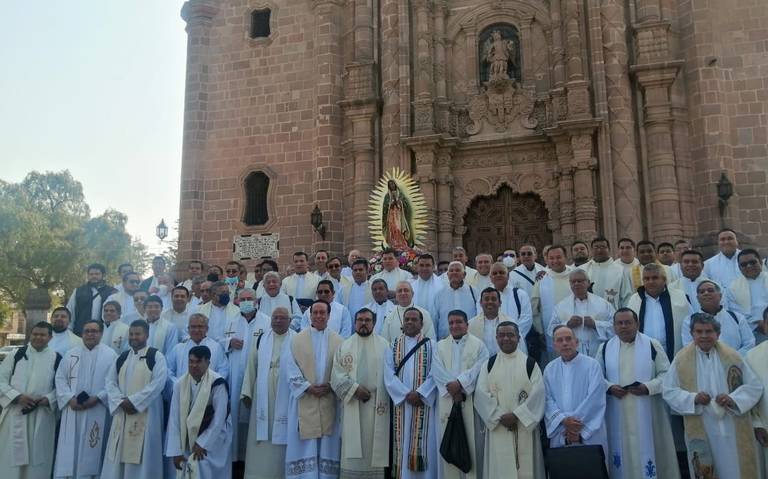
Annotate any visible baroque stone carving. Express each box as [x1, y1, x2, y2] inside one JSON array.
[[466, 81, 538, 135], [482, 30, 517, 83]]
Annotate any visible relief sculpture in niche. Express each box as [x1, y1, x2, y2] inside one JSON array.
[[465, 24, 538, 136]]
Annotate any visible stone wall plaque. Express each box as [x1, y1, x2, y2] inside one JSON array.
[[232, 233, 279, 260]]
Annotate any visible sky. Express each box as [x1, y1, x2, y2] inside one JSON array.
[[1, 1, 188, 253]]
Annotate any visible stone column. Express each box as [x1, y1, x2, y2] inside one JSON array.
[[414, 147, 438, 252], [380, 0, 400, 168], [570, 133, 599, 240], [179, 1, 218, 263], [555, 138, 576, 245], [313, 0, 346, 252], [635, 66, 684, 241], [433, 1, 449, 132], [412, 0, 434, 134], [343, 106, 377, 257], [600, 0, 643, 239], [435, 156, 454, 261], [565, 0, 591, 120], [24, 288, 51, 340]]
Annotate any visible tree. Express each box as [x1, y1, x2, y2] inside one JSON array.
[[0, 171, 149, 309]]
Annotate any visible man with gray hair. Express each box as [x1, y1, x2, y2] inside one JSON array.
[[443, 246, 478, 285], [472, 253, 494, 291], [434, 261, 479, 339], [258, 271, 302, 323], [664, 312, 763, 478], [547, 269, 615, 357], [627, 263, 692, 361], [165, 313, 229, 385]]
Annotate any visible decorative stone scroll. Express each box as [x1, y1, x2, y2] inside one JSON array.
[[233, 233, 280, 260], [466, 81, 538, 135]]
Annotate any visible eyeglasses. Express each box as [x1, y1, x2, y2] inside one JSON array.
[[327, 264, 341, 269], [519, 251, 534, 256], [82, 329, 100, 334], [739, 259, 759, 268], [127, 279, 141, 284], [317, 290, 332, 295]]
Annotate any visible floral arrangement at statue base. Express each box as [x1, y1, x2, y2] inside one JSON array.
[[368, 246, 424, 276]]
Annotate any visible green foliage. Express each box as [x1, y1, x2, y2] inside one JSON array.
[[0, 170, 149, 308]]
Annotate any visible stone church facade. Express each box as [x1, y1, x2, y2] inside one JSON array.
[[177, 0, 768, 266]]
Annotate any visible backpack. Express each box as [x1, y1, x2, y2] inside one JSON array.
[[486, 353, 536, 379], [116, 347, 159, 374], [12, 346, 62, 377]]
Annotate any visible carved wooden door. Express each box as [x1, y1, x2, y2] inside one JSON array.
[[462, 187, 553, 259]]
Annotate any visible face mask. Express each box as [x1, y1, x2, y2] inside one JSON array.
[[225, 276, 239, 286], [157, 285, 169, 296], [218, 293, 230, 306], [239, 300, 256, 315], [207, 273, 220, 282], [502, 257, 516, 267]]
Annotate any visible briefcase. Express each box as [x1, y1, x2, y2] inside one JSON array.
[[545, 445, 609, 479]]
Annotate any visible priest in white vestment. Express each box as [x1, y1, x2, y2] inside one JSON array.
[[50, 306, 84, 356], [331, 308, 391, 478], [663, 312, 763, 479], [475, 320, 545, 479], [196, 281, 241, 341], [100, 319, 168, 479], [55, 320, 118, 479], [628, 241, 679, 290], [434, 262, 479, 340], [258, 272, 303, 324], [101, 301, 129, 354], [745, 331, 768, 478], [282, 252, 322, 300], [432, 310, 488, 479], [167, 346, 232, 479], [596, 309, 679, 479], [615, 238, 640, 276], [367, 279, 396, 336], [325, 257, 351, 305], [384, 307, 438, 479], [283, 300, 344, 478], [0, 322, 59, 479], [470, 254, 493, 292], [143, 295, 180, 355], [509, 245, 545, 297], [221, 287, 269, 463], [669, 250, 715, 312], [297, 280, 352, 337], [703, 228, 742, 290], [547, 269, 614, 357], [469, 288, 516, 355], [726, 248, 768, 326], [681, 280, 754, 356], [478, 264, 534, 354], [531, 247, 573, 357], [582, 238, 632, 309], [105, 272, 141, 320], [443, 247, 478, 286], [342, 259, 373, 318], [410, 254, 443, 321], [119, 290, 147, 325], [380, 281, 436, 345], [241, 308, 295, 479], [544, 327, 608, 459], [166, 313, 229, 386], [626, 263, 692, 362], [371, 249, 413, 293], [161, 286, 194, 339]]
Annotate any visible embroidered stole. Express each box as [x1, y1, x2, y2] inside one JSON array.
[[392, 334, 432, 478], [676, 343, 757, 478], [107, 348, 153, 464]]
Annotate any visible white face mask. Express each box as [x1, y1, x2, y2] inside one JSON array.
[[157, 284, 169, 296], [502, 257, 516, 268]]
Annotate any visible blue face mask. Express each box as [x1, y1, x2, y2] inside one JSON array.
[[218, 293, 230, 306], [239, 300, 256, 315], [225, 276, 239, 286]]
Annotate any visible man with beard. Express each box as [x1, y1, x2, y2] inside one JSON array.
[[106, 271, 142, 321], [331, 308, 391, 478], [49, 306, 83, 356], [66, 263, 115, 334], [54, 319, 117, 479], [571, 241, 591, 267], [582, 237, 632, 309]]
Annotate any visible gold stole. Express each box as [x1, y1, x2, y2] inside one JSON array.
[[178, 371, 214, 452], [292, 329, 343, 439], [107, 348, 153, 464], [336, 335, 390, 467], [676, 343, 756, 478]]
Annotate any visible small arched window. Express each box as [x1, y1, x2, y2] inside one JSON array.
[[250, 9, 271, 39], [244, 171, 270, 226]]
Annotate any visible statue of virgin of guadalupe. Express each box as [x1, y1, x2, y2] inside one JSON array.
[[382, 179, 413, 250]]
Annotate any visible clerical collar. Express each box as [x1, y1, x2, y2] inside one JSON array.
[[452, 335, 466, 344], [53, 329, 68, 335], [451, 281, 464, 290], [296, 272, 306, 276], [375, 299, 388, 305], [562, 352, 579, 363], [525, 264, 536, 271], [131, 346, 148, 355]]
